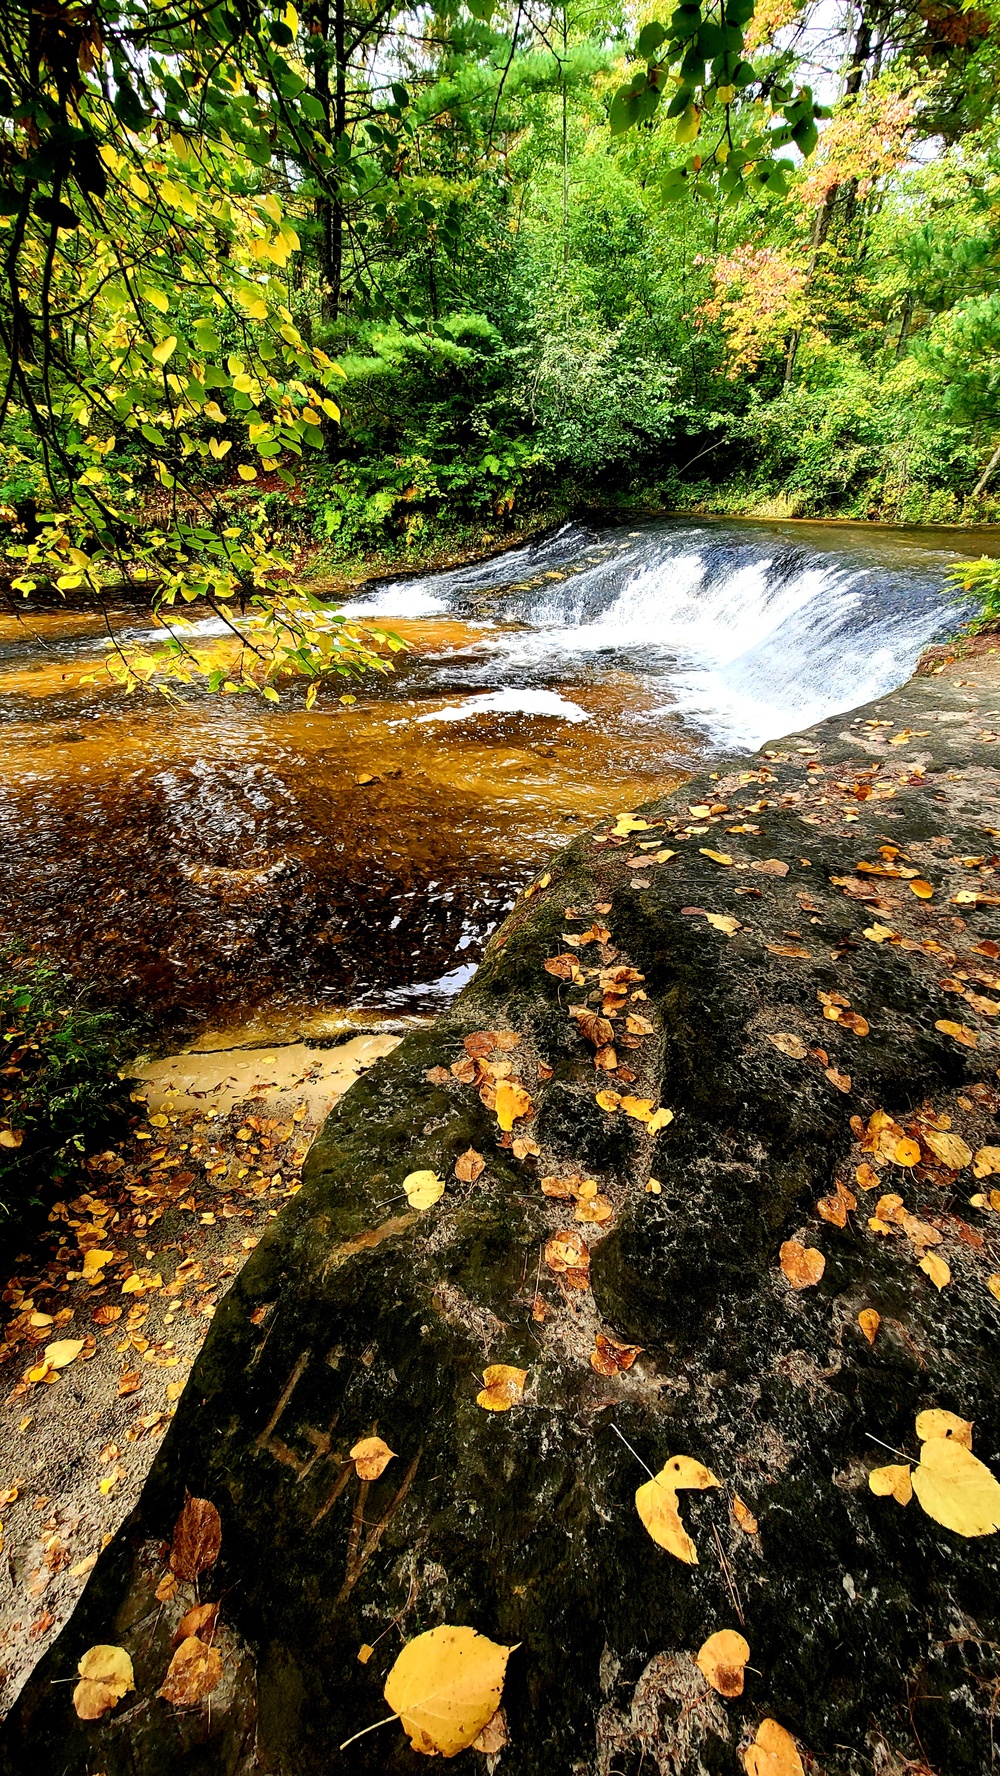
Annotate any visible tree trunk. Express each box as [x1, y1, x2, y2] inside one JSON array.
[[972, 439, 1000, 501]]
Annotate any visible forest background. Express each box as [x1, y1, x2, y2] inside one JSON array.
[[3, 0, 1000, 678]]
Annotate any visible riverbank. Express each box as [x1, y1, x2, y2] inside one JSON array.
[[6, 647, 1000, 1773]]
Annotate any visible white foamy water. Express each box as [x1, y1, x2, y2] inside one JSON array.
[[340, 518, 966, 750], [416, 688, 588, 725]]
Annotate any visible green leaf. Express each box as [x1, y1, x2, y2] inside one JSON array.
[[636, 21, 669, 57]]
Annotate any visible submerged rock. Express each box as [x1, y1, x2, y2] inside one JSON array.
[[5, 664, 1000, 1774]]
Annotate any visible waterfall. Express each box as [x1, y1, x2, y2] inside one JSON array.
[[343, 518, 964, 750]]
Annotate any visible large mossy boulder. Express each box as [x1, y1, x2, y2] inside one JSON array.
[[5, 666, 1000, 1774]]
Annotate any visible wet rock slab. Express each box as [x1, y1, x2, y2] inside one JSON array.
[[5, 663, 1000, 1774]]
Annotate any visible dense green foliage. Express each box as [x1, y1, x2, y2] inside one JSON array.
[[0, 948, 129, 1234], [2, 0, 1000, 675]]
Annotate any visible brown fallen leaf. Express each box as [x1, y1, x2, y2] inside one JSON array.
[[742, 1717, 804, 1776], [159, 1635, 224, 1707], [635, 1455, 720, 1563], [351, 1436, 396, 1480], [697, 1628, 750, 1697], [117, 1370, 141, 1397], [173, 1602, 219, 1647], [464, 1032, 496, 1058], [768, 1033, 808, 1060], [454, 1148, 485, 1183], [471, 1705, 508, 1754], [590, 1333, 643, 1376], [816, 1179, 857, 1227], [73, 1644, 135, 1720], [766, 943, 810, 959], [855, 1163, 880, 1192], [476, 1365, 528, 1411], [626, 1013, 655, 1036], [93, 1305, 123, 1326], [169, 1494, 222, 1582], [512, 1136, 541, 1159], [544, 1229, 590, 1276], [543, 954, 582, 981], [573, 1011, 615, 1048], [858, 1308, 880, 1346], [495, 1080, 533, 1132], [425, 1066, 451, 1086], [751, 859, 789, 876], [381, 1624, 516, 1758], [825, 1067, 852, 1093], [732, 1495, 758, 1534], [778, 1240, 825, 1290]]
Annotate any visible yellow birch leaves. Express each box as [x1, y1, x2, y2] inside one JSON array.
[[634, 1455, 720, 1564], [381, 1625, 516, 1758]]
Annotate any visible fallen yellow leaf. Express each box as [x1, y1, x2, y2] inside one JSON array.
[[858, 1308, 880, 1346], [351, 1436, 396, 1479], [922, 1129, 973, 1171], [82, 1249, 113, 1278], [743, 1717, 804, 1776], [476, 1365, 528, 1411], [935, 1018, 978, 1049], [919, 1251, 951, 1289], [73, 1644, 134, 1720], [706, 913, 740, 935], [700, 849, 734, 866], [911, 1435, 1000, 1536], [402, 1170, 446, 1211], [382, 1624, 516, 1758], [768, 1033, 807, 1059], [635, 1455, 720, 1564], [732, 1495, 758, 1534], [868, 1464, 913, 1504], [696, 1628, 749, 1696], [495, 1080, 532, 1132], [915, 1409, 972, 1448], [973, 1146, 1000, 1178], [44, 1338, 85, 1370]]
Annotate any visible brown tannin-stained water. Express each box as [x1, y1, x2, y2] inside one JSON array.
[[0, 516, 982, 1044]]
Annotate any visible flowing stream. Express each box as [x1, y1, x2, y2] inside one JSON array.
[[0, 515, 985, 1045]]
